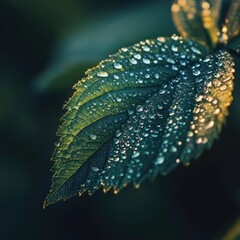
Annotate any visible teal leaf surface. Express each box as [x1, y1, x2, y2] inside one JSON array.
[[44, 36, 209, 207], [99, 50, 234, 192]]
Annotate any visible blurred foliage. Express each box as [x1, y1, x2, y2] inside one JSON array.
[[33, 1, 173, 91], [0, 0, 240, 239]]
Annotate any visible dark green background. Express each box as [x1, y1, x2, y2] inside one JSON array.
[[0, 0, 240, 239]]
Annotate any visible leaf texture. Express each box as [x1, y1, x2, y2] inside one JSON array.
[[44, 37, 209, 207], [99, 50, 234, 192]]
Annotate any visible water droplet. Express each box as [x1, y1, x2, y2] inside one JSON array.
[[159, 89, 166, 94], [143, 45, 150, 52], [193, 69, 201, 76], [130, 58, 138, 65], [191, 47, 202, 54], [171, 45, 178, 52], [92, 167, 99, 172], [132, 152, 140, 158], [214, 108, 220, 115], [115, 130, 122, 137], [134, 54, 141, 60], [136, 105, 143, 112], [90, 134, 97, 140], [155, 155, 165, 165], [143, 58, 150, 64], [97, 71, 108, 77], [114, 62, 122, 69], [205, 120, 214, 129], [176, 159, 180, 163], [196, 95, 203, 102], [167, 58, 175, 64], [116, 97, 122, 102], [114, 74, 119, 79], [170, 146, 177, 152], [196, 138, 203, 144], [171, 34, 179, 41], [157, 37, 166, 43]]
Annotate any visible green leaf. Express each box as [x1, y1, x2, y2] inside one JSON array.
[[100, 50, 234, 192], [44, 36, 209, 207]]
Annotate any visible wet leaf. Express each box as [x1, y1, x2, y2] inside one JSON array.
[[100, 50, 234, 191], [44, 0, 239, 208], [44, 37, 209, 207]]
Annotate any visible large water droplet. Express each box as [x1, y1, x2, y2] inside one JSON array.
[[114, 62, 123, 69], [97, 71, 108, 77]]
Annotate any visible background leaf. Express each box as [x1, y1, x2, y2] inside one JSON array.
[[171, 0, 208, 44], [226, 0, 240, 41], [33, 1, 174, 92]]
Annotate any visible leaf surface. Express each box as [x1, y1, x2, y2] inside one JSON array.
[[44, 37, 209, 207], [99, 50, 234, 192]]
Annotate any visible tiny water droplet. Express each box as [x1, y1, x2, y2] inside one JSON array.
[[171, 45, 178, 52], [143, 58, 150, 64], [92, 167, 99, 172], [132, 152, 140, 158], [90, 134, 97, 140], [193, 69, 201, 76], [134, 53, 141, 60], [130, 58, 138, 65], [155, 156, 165, 165]]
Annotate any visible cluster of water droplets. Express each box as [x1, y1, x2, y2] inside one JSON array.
[[98, 50, 234, 191], [50, 36, 210, 196]]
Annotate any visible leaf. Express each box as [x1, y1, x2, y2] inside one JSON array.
[[44, 36, 209, 207], [99, 50, 234, 192]]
